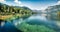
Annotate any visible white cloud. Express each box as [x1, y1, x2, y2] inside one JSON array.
[[0, 0, 6, 3], [14, 0, 24, 6], [56, 1, 60, 5], [14, 0, 21, 4]]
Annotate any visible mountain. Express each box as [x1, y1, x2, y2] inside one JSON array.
[[32, 10, 42, 14], [0, 3, 32, 14], [45, 5, 60, 13], [45, 5, 60, 20]]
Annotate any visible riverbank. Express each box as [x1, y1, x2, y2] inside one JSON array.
[[0, 14, 32, 21], [0, 15, 13, 20]]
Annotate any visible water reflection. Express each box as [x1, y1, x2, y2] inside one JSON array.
[[27, 14, 47, 21], [26, 15, 59, 32], [13, 18, 24, 26], [0, 21, 22, 32], [0, 14, 60, 32], [14, 14, 60, 32]]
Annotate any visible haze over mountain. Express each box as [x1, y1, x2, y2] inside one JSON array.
[[0, 0, 59, 10]]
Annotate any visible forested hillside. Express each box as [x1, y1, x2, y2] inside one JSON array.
[[0, 3, 32, 15], [0, 3, 32, 20]]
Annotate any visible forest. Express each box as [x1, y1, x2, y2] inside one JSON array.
[[0, 3, 32, 20]]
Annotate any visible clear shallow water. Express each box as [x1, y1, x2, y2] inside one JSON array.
[[25, 15, 60, 32], [0, 14, 60, 32], [0, 20, 22, 32]]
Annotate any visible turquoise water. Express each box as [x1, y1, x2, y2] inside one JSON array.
[[0, 14, 60, 32]]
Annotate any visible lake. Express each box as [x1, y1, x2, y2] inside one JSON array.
[[0, 14, 60, 32]]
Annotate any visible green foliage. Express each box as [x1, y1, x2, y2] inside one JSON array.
[[0, 3, 32, 15], [0, 3, 32, 20], [17, 22, 56, 32]]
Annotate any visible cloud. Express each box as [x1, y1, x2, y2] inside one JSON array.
[[0, 0, 6, 3], [14, 0, 24, 6], [56, 1, 60, 5], [14, 0, 21, 4]]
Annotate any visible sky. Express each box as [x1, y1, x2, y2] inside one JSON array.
[[0, 0, 60, 10]]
